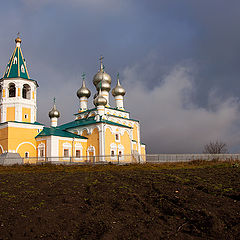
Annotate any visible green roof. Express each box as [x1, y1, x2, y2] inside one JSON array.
[[74, 108, 97, 116], [107, 114, 139, 122], [74, 106, 130, 116], [106, 106, 130, 113], [59, 117, 132, 130], [36, 127, 88, 139], [2, 39, 38, 85]]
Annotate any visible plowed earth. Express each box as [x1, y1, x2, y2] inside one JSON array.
[[0, 162, 239, 240]]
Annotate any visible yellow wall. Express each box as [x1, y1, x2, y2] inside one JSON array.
[[132, 142, 137, 151], [6, 107, 15, 121], [8, 127, 39, 159], [59, 139, 73, 157], [3, 89, 5, 98], [105, 128, 131, 156], [141, 145, 146, 155], [0, 127, 8, 153], [121, 131, 131, 155], [82, 128, 99, 156], [18, 88, 21, 97], [133, 124, 138, 142], [22, 107, 31, 122]]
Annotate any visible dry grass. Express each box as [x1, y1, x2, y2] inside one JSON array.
[[0, 159, 238, 174]]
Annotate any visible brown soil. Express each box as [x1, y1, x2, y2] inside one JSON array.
[[0, 161, 239, 240]]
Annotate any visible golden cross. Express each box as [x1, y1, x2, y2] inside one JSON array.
[[99, 55, 104, 65]]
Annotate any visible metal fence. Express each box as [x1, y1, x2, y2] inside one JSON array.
[[22, 154, 145, 165], [1, 153, 240, 166], [146, 154, 240, 163]]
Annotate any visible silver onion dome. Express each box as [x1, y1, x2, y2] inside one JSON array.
[[96, 80, 111, 92], [49, 99, 60, 118], [112, 77, 126, 97], [93, 57, 112, 86], [77, 80, 91, 98], [93, 89, 107, 106]]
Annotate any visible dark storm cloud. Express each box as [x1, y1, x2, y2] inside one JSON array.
[[1, 0, 240, 153]]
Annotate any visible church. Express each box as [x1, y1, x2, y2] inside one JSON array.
[[0, 37, 146, 164]]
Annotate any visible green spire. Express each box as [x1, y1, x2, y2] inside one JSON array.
[[3, 36, 30, 80]]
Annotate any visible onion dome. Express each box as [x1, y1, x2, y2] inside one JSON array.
[[15, 37, 22, 44], [112, 74, 126, 97], [77, 80, 91, 98], [96, 80, 111, 92], [49, 98, 60, 118], [93, 89, 107, 106], [93, 56, 112, 87]]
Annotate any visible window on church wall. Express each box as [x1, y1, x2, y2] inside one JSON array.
[[40, 149, 44, 157], [8, 83, 16, 97], [76, 150, 81, 158], [119, 151, 122, 157], [22, 84, 31, 99], [111, 150, 115, 156], [115, 134, 120, 142], [64, 149, 69, 157], [25, 152, 29, 158]]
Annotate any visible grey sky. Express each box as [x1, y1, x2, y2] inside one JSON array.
[[1, 0, 240, 153]]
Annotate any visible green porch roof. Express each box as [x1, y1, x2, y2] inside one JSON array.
[[36, 127, 88, 139]]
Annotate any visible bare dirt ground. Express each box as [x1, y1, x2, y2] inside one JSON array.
[[0, 161, 239, 240]]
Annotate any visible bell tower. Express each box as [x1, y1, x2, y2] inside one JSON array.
[[0, 36, 38, 123]]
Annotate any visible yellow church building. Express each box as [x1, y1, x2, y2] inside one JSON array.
[[0, 37, 146, 164]]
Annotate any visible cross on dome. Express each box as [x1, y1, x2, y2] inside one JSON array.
[[81, 72, 86, 80]]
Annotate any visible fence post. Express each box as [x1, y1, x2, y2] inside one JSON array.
[[118, 155, 120, 165]]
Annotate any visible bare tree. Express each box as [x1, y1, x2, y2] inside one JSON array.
[[203, 141, 228, 154]]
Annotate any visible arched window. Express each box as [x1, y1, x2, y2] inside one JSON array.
[[22, 84, 31, 99], [9, 83, 16, 97]]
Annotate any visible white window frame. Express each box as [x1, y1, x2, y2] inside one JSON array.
[[38, 143, 45, 161], [118, 144, 125, 160], [62, 143, 72, 160], [110, 143, 117, 160]]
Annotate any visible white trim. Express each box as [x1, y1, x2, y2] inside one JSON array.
[[110, 143, 117, 160], [16, 141, 36, 152], [0, 144, 4, 153], [0, 121, 44, 130], [87, 145, 95, 161]]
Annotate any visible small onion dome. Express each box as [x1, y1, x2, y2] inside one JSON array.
[[112, 78, 126, 97], [93, 89, 107, 106], [77, 80, 91, 98], [96, 80, 111, 92], [93, 63, 112, 87], [15, 37, 22, 44], [49, 104, 60, 118]]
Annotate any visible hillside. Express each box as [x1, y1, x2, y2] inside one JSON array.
[[0, 161, 239, 239]]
